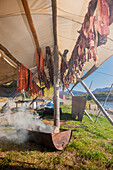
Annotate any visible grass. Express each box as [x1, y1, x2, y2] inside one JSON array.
[[0, 104, 113, 169], [0, 97, 8, 102]]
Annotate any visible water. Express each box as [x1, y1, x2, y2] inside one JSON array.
[[100, 101, 113, 109]]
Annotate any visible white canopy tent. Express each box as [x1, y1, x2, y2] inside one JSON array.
[[0, 0, 113, 72], [0, 0, 113, 126]]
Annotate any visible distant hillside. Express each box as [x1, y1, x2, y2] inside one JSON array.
[[59, 91, 69, 95], [60, 87, 113, 95], [72, 90, 86, 95], [92, 87, 111, 93], [59, 90, 85, 96], [60, 87, 113, 102]]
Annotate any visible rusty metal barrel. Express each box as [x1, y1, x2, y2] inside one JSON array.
[[18, 129, 72, 150]]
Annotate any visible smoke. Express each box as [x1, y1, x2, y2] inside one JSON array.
[[0, 99, 55, 144]]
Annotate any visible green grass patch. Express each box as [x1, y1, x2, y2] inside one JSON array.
[[0, 104, 113, 169]]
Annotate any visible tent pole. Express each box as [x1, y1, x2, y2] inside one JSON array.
[[94, 83, 113, 123], [51, 0, 60, 128], [21, 0, 41, 53], [0, 44, 21, 66], [77, 76, 113, 125], [54, 45, 60, 127]]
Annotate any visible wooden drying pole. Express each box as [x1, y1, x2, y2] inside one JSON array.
[[21, 0, 41, 54], [51, 0, 60, 128], [21, 0, 42, 79], [77, 76, 113, 125], [0, 44, 21, 66], [94, 83, 113, 123]]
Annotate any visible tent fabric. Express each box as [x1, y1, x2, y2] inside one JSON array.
[[0, 0, 113, 85], [0, 57, 17, 85]]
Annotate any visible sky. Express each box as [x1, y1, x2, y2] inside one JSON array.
[[68, 56, 113, 92]]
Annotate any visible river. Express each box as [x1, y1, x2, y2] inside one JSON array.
[[100, 101, 113, 109]]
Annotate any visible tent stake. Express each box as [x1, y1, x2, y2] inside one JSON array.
[[77, 76, 113, 125]]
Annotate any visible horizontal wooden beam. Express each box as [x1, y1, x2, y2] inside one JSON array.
[[0, 44, 21, 66], [21, 0, 41, 53]]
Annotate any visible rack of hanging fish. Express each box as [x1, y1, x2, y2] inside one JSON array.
[[60, 0, 113, 90], [16, 0, 113, 94], [17, 64, 42, 97], [16, 46, 54, 96], [36, 46, 54, 87], [35, 46, 54, 88]]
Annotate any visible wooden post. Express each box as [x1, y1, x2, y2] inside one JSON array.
[[84, 110, 93, 122], [77, 76, 113, 125], [54, 45, 60, 127], [51, 0, 60, 128]]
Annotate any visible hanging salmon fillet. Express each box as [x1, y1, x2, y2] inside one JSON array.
[[17, 66, 20, 91], [36, 49, 42, 84], [36, 48, 50, 89], [25, 68, 28, 91], [36, 50, 39, 69], [95, 0, 110, 35], [29, 71, 33, 90], [60, 56, 67, 84], [45, 46, 54, 85], [40, 50, 43, 73], [36, 49, 43, 73], [20, 64, 23, 93], [22, 66, 26, 90], [108, 0, 113, 25], [17, 63, 42, 97], [89, 16, 98, 63]]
